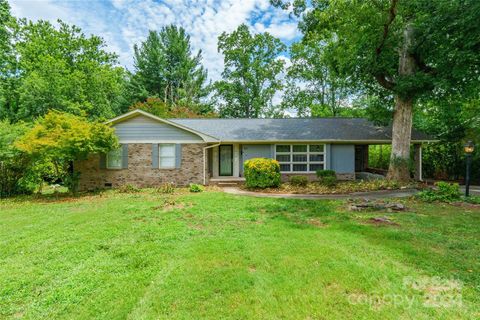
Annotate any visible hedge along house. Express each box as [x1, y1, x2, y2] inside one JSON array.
[[74, 109, 433, 190]]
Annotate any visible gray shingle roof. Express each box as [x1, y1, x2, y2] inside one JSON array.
[[170, 118, 432, 142]]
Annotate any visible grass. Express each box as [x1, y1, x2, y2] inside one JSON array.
[[0, 190, 479, 319]]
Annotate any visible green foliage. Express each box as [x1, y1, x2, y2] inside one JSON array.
[[158, 182, 175, 194], [117, 184, 141, 193], [368, 145, 391, 169], [189, 183, 204, 193], [283, 39, 352, 117], [0, 120, 37, 197], [315, 170, 337, 187], [244, 158, 281, 189], [289, 175, 308, 187], [1, 19, 126, 121], [316, 170, 336, 178], [128, 97, 217, 119], [413, 98, 479, 181], [417, 182, 461, 203], [132, 25, 209, 110], [214, 24, 286, 118], [464, 196, 480, 205], [16, 111, 118, 193], [320, 176, 337, 187]]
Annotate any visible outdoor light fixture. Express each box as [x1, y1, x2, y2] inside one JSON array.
[[464, 141, 475, 197], [464, 141, 475, 154]]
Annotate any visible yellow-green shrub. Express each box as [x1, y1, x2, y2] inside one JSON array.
[[244, 158, 281, 189]]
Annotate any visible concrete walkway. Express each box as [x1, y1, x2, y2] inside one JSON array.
[[222, 187, 420, 200]]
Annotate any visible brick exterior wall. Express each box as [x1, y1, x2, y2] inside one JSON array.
[[74, 143, 207, 191]]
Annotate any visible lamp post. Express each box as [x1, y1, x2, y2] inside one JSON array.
[[464, 141, 475, 197]]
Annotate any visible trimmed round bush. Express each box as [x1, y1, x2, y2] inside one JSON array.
[[289, 175, 308, 187], [244, 158, 281, 189], [316, 169, 337, 187], [321, 176, 337, 187], [316, 169, 336, 178]]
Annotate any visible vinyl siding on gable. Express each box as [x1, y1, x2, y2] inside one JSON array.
[[113, 115, 203, 142]]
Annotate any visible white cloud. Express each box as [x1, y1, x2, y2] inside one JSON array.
[[9, 0, 300, 82]]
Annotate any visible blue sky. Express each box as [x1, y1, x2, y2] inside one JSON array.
[[10, 0, 300, 82]]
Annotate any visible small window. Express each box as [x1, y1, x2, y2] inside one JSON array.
[[309, 164, 323, 172], [292, 154, 307, 162], [293, 145, 307, 152], [276, 145, 290, 153], [107, 147, 122, 169], [293, 164, 307, 172], [276, 154, 290, 162], [159, 144, 176, 168], [309, 145, 324, 152], [309, 154, 324, 162], [280, 164, 291, 172]]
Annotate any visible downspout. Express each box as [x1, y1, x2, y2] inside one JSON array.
[[203, 143, 221, 185]]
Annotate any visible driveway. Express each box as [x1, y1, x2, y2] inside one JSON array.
[[460, 185, 480, 196], [222, 187, 420, 200]]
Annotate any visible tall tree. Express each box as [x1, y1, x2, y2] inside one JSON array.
[[0, 0, 14, 72], [0, 0, 17, 119], [214, 24, 286, 118], [283, 40, 352, 117], [1, 18, 126, 121], [132, 25, 209, 109], [273, 0, 480, 181], [14, 20, 126, 121]]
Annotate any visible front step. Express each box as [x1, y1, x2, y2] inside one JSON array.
[[217, 182, 241, 186], [209, 178, 245, 187]]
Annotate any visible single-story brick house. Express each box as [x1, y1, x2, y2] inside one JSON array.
[[74, 109, 432, 190]]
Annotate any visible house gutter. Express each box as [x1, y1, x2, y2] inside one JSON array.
[[203, 143, 221, 185]]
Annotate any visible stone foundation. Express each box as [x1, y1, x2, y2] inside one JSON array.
[[74, 143, 207, 191], [281, 172, 355, 182]]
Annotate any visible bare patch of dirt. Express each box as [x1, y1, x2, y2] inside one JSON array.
[[305, 218, 327, 228], [366, 216, 400, 226]]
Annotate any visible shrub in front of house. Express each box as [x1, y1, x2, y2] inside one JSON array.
[[316, 169, 337, 187], [117, 184, 141, 193], [244, 158, 281, 189], [321, 176, 337, 187], [189, 183, 204, 193], [289, 175, 308, 187], [316, 169, 336, 179], [417, 181, 461, 202], [158, 182, 175, 194]]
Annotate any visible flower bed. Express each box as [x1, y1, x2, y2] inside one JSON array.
[[242, 179, 420, 194]]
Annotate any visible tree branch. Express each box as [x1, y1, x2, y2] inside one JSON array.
[[375, 74, 395, 90], [374, 0, 398, 90], [376, 0, 398, 56]]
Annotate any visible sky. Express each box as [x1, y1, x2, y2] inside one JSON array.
[[10, 0, 301, 82]]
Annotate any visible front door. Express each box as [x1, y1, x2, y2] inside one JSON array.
[[219, 145, 233, 176]]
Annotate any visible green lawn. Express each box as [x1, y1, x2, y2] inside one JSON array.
[[1, 190, 479, 319]]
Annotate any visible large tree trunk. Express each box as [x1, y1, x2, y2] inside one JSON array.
[[387, 95, 413, 181], [387, 24, 416, 181]]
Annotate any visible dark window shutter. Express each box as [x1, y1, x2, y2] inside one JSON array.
[[152, 144, 159, 168], [175, 144, 182, 168], [121, 144, 128, 169], [99, 153, 107, 169]]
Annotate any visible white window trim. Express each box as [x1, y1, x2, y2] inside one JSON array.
[[106, 146, 123, 170], [159, 143, 176, 169], [274, 144, 326, 173]]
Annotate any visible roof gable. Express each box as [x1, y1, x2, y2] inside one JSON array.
[[106, 109, 219, 142]]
